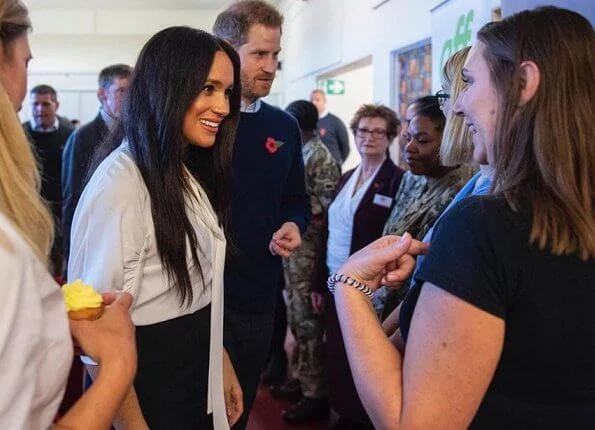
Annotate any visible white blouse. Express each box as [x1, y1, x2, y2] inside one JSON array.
[[326, 163, 382, 273], [68, 143, 229, 429], [0, 213, 72, 429]]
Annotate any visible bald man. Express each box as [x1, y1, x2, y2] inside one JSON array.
[[310, 89, 350, 166]]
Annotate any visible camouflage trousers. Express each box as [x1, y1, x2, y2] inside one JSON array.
[[283, 226, 328, 398]]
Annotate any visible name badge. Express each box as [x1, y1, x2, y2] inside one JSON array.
[[373, 193, 393, 208]]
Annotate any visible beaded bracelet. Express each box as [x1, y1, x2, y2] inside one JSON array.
[[327, 273, 374, 300]]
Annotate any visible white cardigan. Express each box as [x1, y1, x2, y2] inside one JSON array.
[[68, 142, 229, 429], [0, 214, 72, 429]]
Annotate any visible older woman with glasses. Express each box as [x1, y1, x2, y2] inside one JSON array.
[[310, 104, 404, 428]]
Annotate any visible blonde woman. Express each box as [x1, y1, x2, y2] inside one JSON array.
[[0, 1, 136, 428], [380, 46, 489, 334], [437, 46, 493, 200]]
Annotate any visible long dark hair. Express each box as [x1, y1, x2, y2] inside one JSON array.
[[97, 27, 241, 306]]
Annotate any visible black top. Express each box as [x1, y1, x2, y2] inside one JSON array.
[[400, 196, 595, 429], [317, 112, 350, 165], [61, 113, 108, 259], [224, 102, 310, 313], [23, 120, 74, 222]]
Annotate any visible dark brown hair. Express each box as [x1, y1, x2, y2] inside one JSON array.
[[349, 104, 400, 141], [30, 84, 57, 101], [478, 6, 595, 260], [213, 0, 283, 48]]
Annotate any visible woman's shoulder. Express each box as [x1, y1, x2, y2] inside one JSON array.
[[0, 214, 53, 291], [439, 195, 530, 242], [306, 137, 335, 164], [447, 194, 512, 215], [0, 214, 29, 260], [378, 157, 403, 179], [340, 167, 356, 182], [398, 171, 427, 195], [83, 144, 147, 206], [451, 163, 477, 185]]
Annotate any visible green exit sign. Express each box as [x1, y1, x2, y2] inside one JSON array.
[[320, 79, 345, 95]]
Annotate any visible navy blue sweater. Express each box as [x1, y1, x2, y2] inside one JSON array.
[[225, 102, 310, 313]]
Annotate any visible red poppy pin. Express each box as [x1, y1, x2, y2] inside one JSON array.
[[265, 137, 285, 154], [319, 128, 327, 137]]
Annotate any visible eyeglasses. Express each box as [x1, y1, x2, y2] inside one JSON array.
[[435, 89, 450, 106], [356, 128, 388, 138]]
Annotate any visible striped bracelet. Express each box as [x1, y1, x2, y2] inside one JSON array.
[[327, 273, 374, 300]]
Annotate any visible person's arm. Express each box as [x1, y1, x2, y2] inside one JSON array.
[[223, 348, 243, 426], [68, 169, 148, 427], [308, 145, 341, 219], [0, 246, 44, 428], [61, 131, 81, 261], [85, 365, 148, 430], [334, 213, 507, 428], [335, 117, 350, 164], [56, 292, 138, 430], [280, 124, 310, 234], [271, 125, 310, 258], [335, 277, 503, 429], [56, 361, 135, 430]]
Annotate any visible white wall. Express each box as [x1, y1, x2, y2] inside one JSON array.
[[278, 0, 438, 107], [21, 35, 150, 123], [23, 0, 506, 126], [21, 7, 221, 123], [277, 0, 439, 170], [318, 64, 374, 172]]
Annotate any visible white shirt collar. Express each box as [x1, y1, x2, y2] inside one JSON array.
[[319, 110, 329, 119], [30, 116, 59, 133], [99, 107, 116, 130], [240, 99, 262, 113]]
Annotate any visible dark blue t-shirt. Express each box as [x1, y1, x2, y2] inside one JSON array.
[[225, 102, 310, 313], [401, 196, 595, 429]]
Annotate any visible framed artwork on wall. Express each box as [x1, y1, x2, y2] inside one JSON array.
[[391, 38, 432, 119]]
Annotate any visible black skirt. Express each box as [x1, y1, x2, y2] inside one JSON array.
[[134, 305, 214, 430]]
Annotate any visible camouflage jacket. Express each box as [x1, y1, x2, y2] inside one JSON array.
[[383, 164, 475, 239], [302, 135, 341, 220]]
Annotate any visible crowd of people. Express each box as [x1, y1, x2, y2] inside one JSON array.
[[0, 0, 593, 429]]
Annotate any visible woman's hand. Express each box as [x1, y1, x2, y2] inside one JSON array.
[[69, 292, 137, 375], [337, 233, 428, 293], [223, 349, 244, 426], [57, 293, 138, 430]]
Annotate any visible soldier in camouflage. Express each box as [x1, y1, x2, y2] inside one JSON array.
[[281, 100, 341, 424]]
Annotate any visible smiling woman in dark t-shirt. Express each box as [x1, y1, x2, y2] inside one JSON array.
[[326, 7, 595, 429]]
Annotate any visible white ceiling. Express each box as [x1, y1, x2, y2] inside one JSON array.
[[26, 0, 232, 10]]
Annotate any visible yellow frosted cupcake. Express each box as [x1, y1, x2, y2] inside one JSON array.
[[62, 279, 104, 320]]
